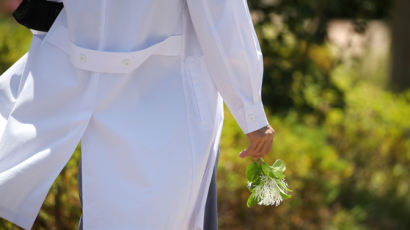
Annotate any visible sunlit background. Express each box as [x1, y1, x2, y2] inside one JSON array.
[[0, 0, 409, 229]]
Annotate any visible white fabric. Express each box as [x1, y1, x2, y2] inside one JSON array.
[[0, 1, 268, 229], [47, 25, 184, 74], [29, 29, 47, 35], [186, 0, 269, 134]]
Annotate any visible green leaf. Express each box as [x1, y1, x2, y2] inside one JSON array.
[[248, 174, 263, 192], [246, 161, 262, 182], [277, 179, 293, 192], [278, 189, 292, 199], [272, 159, 286, 172], [272, 170, 285, 180], [275, 180, 292, 199], [247, 192, 260, 208], [249, 180, 260, 192], [261, 161, 275, 178]]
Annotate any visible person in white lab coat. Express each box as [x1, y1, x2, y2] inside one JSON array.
[[0, 0, 275, 230], [4, 1, 220, 229]]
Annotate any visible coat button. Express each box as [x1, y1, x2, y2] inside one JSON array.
[[79, 53, 87, 63], [248, 114, 255, 121], [122, 58, 131, 67]]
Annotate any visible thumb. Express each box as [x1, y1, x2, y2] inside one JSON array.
[[240, 142, 255, 158], [239, 148, 249, 158]]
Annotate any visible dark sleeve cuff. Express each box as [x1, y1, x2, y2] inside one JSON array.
[[12, 0, 63, 32]]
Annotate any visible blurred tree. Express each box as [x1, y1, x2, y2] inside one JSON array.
[[248, 0, 391, 121], [0, 16, 31, 72], [391, 0, 410, 92]]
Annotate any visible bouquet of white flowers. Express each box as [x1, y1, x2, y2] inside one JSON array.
[[246, 158, 292, 207]]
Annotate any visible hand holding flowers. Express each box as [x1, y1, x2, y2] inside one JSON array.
[[240, 124, 292, 207]]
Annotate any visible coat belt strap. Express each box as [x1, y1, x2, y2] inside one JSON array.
[[46, 25, 183, 74]]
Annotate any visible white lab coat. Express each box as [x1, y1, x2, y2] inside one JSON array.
[[0, 0, 269, 229]]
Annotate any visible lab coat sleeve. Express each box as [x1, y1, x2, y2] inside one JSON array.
[[186, 0, 269, 134]]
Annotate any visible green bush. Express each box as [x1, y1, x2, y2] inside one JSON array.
[[0, 16, 31, 73], [216, 65, 410, 230]]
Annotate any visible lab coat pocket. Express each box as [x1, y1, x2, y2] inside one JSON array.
[[184, 55, 215, 129]]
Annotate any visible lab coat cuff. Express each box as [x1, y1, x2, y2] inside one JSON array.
[[0, 204, 34, 230], [239, 101, 269, 134]]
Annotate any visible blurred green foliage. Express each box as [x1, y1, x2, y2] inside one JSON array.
[[250, 0, 390, 119], [0, 16, 31, 73], [1, 0, 409, 230], [217, 67, 410, 229]]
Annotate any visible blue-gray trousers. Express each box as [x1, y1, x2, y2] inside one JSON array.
[[77, 147, 220, 230]]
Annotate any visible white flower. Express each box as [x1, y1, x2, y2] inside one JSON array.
[[253, 175, 285, 206]]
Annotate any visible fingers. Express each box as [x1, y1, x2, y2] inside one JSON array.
[[239, 142, 255, 158], [254, 135, 265, 152], [239, 139, 264, 159], [250, 140, 265, 159], [252, 140, 268, 159], [239, 150, 248, 158], [260, 136, 273, 156], [240, 125, 275, 159]]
